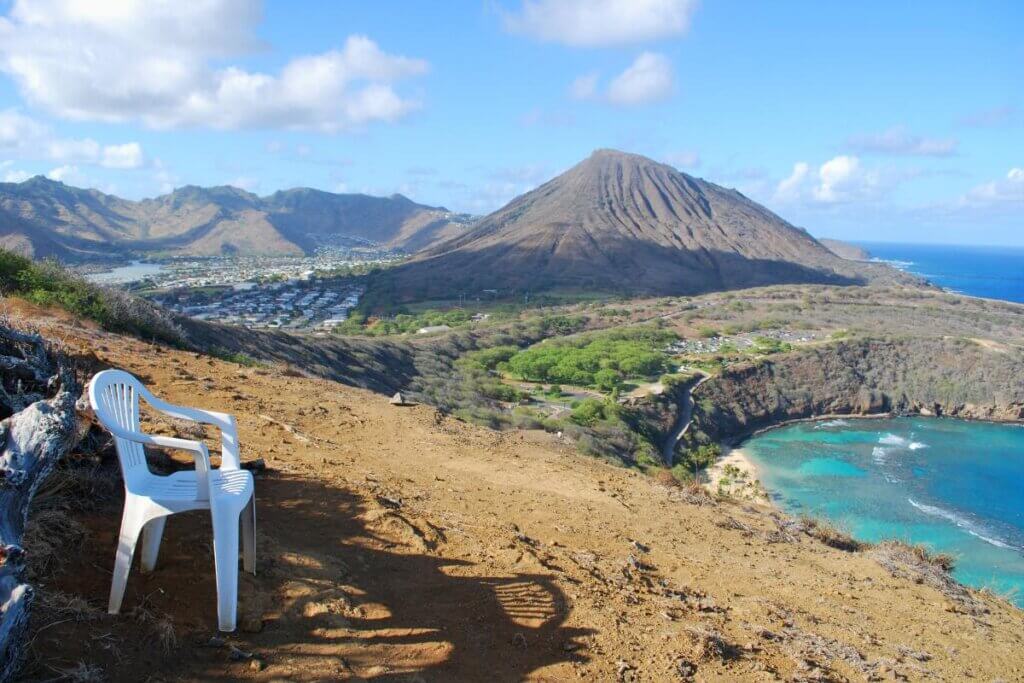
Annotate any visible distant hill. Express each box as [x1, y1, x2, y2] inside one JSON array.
[[820, 239, 871, 261], [0, 176, 472, 261], [377, 149, 909, 301]]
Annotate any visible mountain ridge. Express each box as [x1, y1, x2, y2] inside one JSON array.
[[0, 176, 472, 261]]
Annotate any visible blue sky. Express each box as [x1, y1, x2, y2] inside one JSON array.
[[0, 0, 1021, 245]]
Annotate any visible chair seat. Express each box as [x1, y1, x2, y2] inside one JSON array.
[[138, 469, 254, 506]]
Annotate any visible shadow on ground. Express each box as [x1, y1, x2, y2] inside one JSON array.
[[27, 467, 593, 681]]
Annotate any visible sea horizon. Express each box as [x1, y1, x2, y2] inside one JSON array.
[[851, 241, 1024, 304]]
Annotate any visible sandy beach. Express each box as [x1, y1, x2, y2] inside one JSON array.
[[706, 445, 767, 501]]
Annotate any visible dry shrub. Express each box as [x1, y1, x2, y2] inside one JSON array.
[[659, 469, 715, 506], [666, 480, 713, 507], [35, 590, 103, 623], [895, 541, 954, 572], [799, 516, 865, 552], [129, 598, 178, 654], [652, 468, 679, 488], [49, 661, 104, 682], [32, 457, 119, 512], [23, 507, 87, 581], [872, 541, 985, 615], [685, 627, 739, 662], [280, 363, 306, 378]]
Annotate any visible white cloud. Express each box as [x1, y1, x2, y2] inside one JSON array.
[[3, 169, 31, 183], [966, 167, 1024, 203], [846, 126, 957, 157], [569, 72, 599, 101], [152, 158, 178, 194], [774, 156, 884, 205], [504, 0, 697, 47], [607, 53, 674, 106], [46, 164, 78, 182], [101, 142, 144, 169], [775, 162, 811, 202], [0, 108, 144, 168], [1, 161, 31, 183], [0, 109, 47, 151], [46, 137, 101, 162], [815, 156, 868, 202], [0, 1, 429, 132]]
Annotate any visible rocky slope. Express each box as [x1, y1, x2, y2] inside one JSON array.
[[688, 337, 1024, 444], [11, 301, 1024, 682], [819, 238, 871, 260], [379, 150, 911, 301], [0, 177, 469, 260]]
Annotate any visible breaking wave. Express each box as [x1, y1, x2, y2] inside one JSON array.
[[879, 433, 928, 450], [871, 257, 914, 271], [908, 498, 1016, 551], [815, 419, 850, 429]]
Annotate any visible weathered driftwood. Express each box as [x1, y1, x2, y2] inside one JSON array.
[[0, 323, 87, 682]]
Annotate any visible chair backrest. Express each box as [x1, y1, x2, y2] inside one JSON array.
[[89, 369, 152, 488]]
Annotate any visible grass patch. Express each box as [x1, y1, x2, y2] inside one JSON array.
[[209, 347, 264, 367], [0, 250, 185, 345]]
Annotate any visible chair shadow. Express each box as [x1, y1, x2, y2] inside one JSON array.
[[244, 473, 593, 680], [63, 469, 594, 681]]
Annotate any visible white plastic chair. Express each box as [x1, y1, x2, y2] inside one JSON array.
[[88, 369, 255, 632]]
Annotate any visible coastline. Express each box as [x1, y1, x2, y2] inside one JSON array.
[[707, 410, 1024, 508], [724, 411, 894, 446], [723, 409, 1024, 448], [715, 414, 1024, 612], [705, 445, 767, 502]]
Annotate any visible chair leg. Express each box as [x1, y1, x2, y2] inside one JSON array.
[[139, 516, 167, 574], [241, 493, 256, 575], [212, 511, 240, 632], [109, 504, 147, 614]]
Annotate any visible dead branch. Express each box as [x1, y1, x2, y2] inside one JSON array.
[[0, 321, 89, 682]]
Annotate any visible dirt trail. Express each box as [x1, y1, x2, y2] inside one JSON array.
[[13, 305, 1024, 682]]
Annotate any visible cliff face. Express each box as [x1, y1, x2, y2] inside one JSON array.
[[819, 238, 871, 260], [689, 338, 1024, 441]]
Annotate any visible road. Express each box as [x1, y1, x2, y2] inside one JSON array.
[[661, 369, 711, 466]]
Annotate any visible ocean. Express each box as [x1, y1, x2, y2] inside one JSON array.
[[743, 417, 1024, 605], [859, 241, 1024, 304]]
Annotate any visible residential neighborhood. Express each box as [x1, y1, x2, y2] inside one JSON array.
[[154, 279, 365, 332]]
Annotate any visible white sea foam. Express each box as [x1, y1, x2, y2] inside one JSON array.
[[871, 257, 914, 271], [908, 498, 1016, 551], [816, 419, 850, 429], [879, 433, 928, 450], [872, 446, 891, 463]]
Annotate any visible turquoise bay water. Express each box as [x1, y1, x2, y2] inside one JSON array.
[[744, 417, 1024, 605]]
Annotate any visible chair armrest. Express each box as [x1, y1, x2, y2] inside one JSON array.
[[145, 396, 242, 470], [106, 424, 212, 501]]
